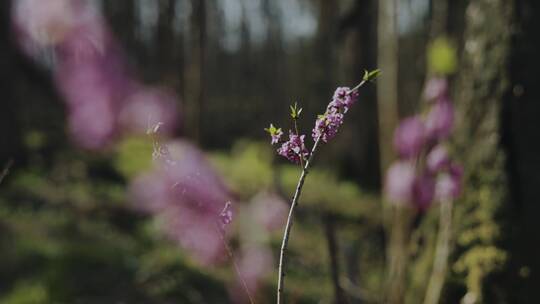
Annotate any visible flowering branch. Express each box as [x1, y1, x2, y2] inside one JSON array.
[[270, 72, 378, 304], [384, 75, 462, 302]]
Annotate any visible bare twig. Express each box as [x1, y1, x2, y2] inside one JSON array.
[[276, 136, 321, 304], [276, 81, 368, 304], [423, 199, 453, 304]]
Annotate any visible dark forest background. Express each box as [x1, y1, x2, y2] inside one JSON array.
[[1, 0, 540, 303]]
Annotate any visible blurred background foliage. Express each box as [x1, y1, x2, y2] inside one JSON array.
[[1, 0, 540, 303]]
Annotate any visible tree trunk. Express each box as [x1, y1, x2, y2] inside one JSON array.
[[187, 0, 207, 142], [377, 1, 403, 303], [451, 0, 513, 302], [156, 0, 178, 84], [376, 0, 399, 175]]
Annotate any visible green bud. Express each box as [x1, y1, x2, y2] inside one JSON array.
[[290, 102, 303, 119], [363, 69, 381, 82], [264, 123, 281, 136]]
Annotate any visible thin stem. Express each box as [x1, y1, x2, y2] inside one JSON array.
[[293, 119, 304, 168], [276, 80, 368, 304], [351, 79, 367, 93], [277, 135, 321, 304], [215, 224, 255, 304], [423, 199, 453, 304]]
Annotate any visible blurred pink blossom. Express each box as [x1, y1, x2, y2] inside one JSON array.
[[426, 145, 450, 173], [385, 161, 416, 205], [229, 246, 273, 304], [119, 87, 180, 136], [130, 140, 234, 265], [162, 205, 227, 265], [385, 76, 461, 210], [13, 0, 181, 150], [413, 174, 436, 210], [425, 100, 454, 141], [251, 192, 288, 232], [435, 173, 461, 201], [13, 0, 78, 47], [393, 116, 426, 159], [67, 95, 116, 149], [423, 77, 448, 102]]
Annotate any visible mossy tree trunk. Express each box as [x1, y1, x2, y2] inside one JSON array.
[[450, 0, 514, 302]]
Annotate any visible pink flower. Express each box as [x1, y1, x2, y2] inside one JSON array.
[[393, 116, 426, 159], [251, 192, 288, 232], [435, 162, 463, 201], [311, 86, 359, 144], [385, 161, 416, 205], [265, 124, 283, 145], [163, 205, 226, 265], [423, 77, 448, 102], [329, 87, 358, 113], [12, 0, 78, 47], [277, 132, 309, 164], [312, 111, 344, 143], [119, 86, 180, 136], [271, 129, 283, 145], [413, 174, 436, 211], [67, 95, 116, 149], [385, 76, 462, 211], [435, 173, 461, 201], [425, 100, 454, 141], [426, 145, 450, 173]]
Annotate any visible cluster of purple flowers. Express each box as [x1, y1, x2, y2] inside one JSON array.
[[385, 77, 462, 210], [276, 132, 309, 164], [313, 87, 359, 143], [329, 87, 359, 113], [312, 111, 344, 143], [267, 87, 359, 163]]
